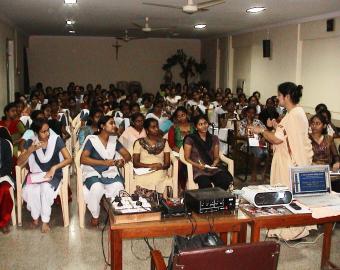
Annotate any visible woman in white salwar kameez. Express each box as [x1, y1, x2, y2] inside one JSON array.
[[80, 115, 131, 227], [17, 119, 72, 233]]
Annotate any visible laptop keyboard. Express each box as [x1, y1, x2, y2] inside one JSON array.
[[296, 194, 340, 207]]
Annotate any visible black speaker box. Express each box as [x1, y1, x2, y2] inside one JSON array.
[[263, 40, 271, 58], [327, 19, 334, 32]]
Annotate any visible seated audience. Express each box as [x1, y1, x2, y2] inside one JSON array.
[[133, 118, 171, 194], [318, 109, 339, 138], [17, 119, 72, 233], [259, 98, 279, 130], [0, 137, 14, 234], [183, 115, 233, 190], [80, 115, 131, 226], [119, 112, 146, 150]]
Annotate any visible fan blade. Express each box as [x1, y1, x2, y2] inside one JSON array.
[[150, 27, 170, 32], [132, 22, 143, 28], [142, 2, 182, 10], [197, 0, 225, 9]]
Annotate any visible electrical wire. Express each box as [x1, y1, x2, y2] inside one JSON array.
[[101, 211, 111, 266]]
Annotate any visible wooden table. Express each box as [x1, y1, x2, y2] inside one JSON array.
[[104, 199, 251, 270], [247, 212, 340, 270]]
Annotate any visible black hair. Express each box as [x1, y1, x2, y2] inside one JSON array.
[[2, 102, 17, 120], [130, 112, 145, 128], [278, 82, 303, 104], [41, 104, 51, 112], [192, 114, 209, 127], [248, 95, 259, 104], [252, 91, 261, 98], [96, 115, 113, 134], [30, 110, 45, 121], [315, 103, 328, 114], [129, 102, 140, 111], [310, 114, 327, 134], [319, 109, 332, 122], [245, 104, 257, 113], [31, 118, 49, 134], [143, 118, 158, 130], [238, 93, 246, 100], [171, 106, 188, 122]]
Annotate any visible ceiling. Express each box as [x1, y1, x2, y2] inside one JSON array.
[[1, 0, 340, 38]]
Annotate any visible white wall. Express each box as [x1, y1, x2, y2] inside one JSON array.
[[28, 36, 201, 93], [229, 17, 340, 121], [0, 18, 28, 111]]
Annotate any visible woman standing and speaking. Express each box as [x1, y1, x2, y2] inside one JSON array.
[[251, 82, 313, 187]]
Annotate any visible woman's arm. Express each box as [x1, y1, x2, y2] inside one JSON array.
[[17, 142, 42, 167], [117, 146, 132, 167], [80, 149, 115, 167], [133, 153, 162, 170], [211, 141, 220, 167], [45, 147, 73, 179], [183, 143, 205, 170], [163, 152, 170, 170], [251, 126, 283, 145]]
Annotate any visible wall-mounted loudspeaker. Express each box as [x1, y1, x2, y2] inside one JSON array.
[[327, 19, 334, 32], [263, 40, 271, 58]]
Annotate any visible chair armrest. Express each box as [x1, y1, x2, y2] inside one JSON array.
[[150, 250, 167, 270], [15, 165, 27, 187], [219, 153, 234, 177]]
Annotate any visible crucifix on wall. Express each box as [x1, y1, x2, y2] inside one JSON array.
[[112, 40, 122, 60]]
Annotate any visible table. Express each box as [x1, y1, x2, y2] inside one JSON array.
[[248, 212, 340, 270], [104, 199, 251, 270]]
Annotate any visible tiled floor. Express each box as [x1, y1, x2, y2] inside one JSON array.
[[1, 176, 340, 270]]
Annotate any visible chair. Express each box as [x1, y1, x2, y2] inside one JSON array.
[[179, 147, 234, 190], [150, 241, 280, 270], [6, 139, 16, 226], [75, 148, 130, 228], [15, 162, 70, 227], [127, 149, 178, 198]]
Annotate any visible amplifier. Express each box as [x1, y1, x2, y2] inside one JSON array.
[[184, 187, 236, 214]]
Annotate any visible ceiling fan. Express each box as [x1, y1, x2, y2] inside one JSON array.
[[142, 0, 225, 14], [132, 17, 172, 32], [116, 30, 145, 42]]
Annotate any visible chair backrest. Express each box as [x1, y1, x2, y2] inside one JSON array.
[[6, 139, 13, 156], [172, 241, 280, 270]]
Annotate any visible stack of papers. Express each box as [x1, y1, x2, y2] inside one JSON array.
[[133, 168, 155, 176]]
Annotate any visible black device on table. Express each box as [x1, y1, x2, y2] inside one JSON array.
[[159, 198, 187, 217]]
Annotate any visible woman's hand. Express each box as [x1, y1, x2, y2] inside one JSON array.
[[104, 159, 115, 167], [29, 141, 43, 153], [114, 159, 125, 168], [150, 163, 163, 171], [44, 166, 56, 180], [249, 126, 264, 135], [332, 162, 340, 171]]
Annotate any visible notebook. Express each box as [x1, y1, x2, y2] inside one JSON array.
[[290, 165, 340, 207]]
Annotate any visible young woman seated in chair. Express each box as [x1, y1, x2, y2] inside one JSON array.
[[80, 115, 131, 227], [309, 114, 340, 171], [133, 118, 171, 194], [17, 119, 72, 233], [183, 115, 233, 190], [0, 138, 14, 234]]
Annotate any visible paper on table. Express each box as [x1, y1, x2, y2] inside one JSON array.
[[248, 134, 260, 147], [133, 168, 155, 176], [311, 205, 340, 219]]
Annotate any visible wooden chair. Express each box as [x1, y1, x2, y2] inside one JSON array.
[[179, 147, 234, 190], [75, 148, 130, 228], [15, 162, 70, 227], [150, 241, 280, 270], [7, 140, 16, 226], [127, 149, 179, 198]]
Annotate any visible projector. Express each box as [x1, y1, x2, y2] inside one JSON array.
[[241, 185, 292, 208]]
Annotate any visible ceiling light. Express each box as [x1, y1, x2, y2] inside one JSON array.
[[69, 30, 76, 34], [66, 20, 75, 25], [64, 0, 77, 4], [194, 24, 206, 29], [246, 7, 266, 13]]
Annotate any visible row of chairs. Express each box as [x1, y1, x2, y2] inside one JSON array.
[[11, 142, 233, 228]]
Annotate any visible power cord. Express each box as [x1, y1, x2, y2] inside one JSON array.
[[102, 211, 111, 266]]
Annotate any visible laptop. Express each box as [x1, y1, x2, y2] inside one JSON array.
[[290, 165, 340, 207]]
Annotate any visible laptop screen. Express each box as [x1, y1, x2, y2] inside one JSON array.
[[290, 165, 331, 196]]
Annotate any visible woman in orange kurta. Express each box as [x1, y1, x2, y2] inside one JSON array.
[[252, 82, 313, 187]]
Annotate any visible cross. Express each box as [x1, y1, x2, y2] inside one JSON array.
[[112, 40, 122, 60]]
